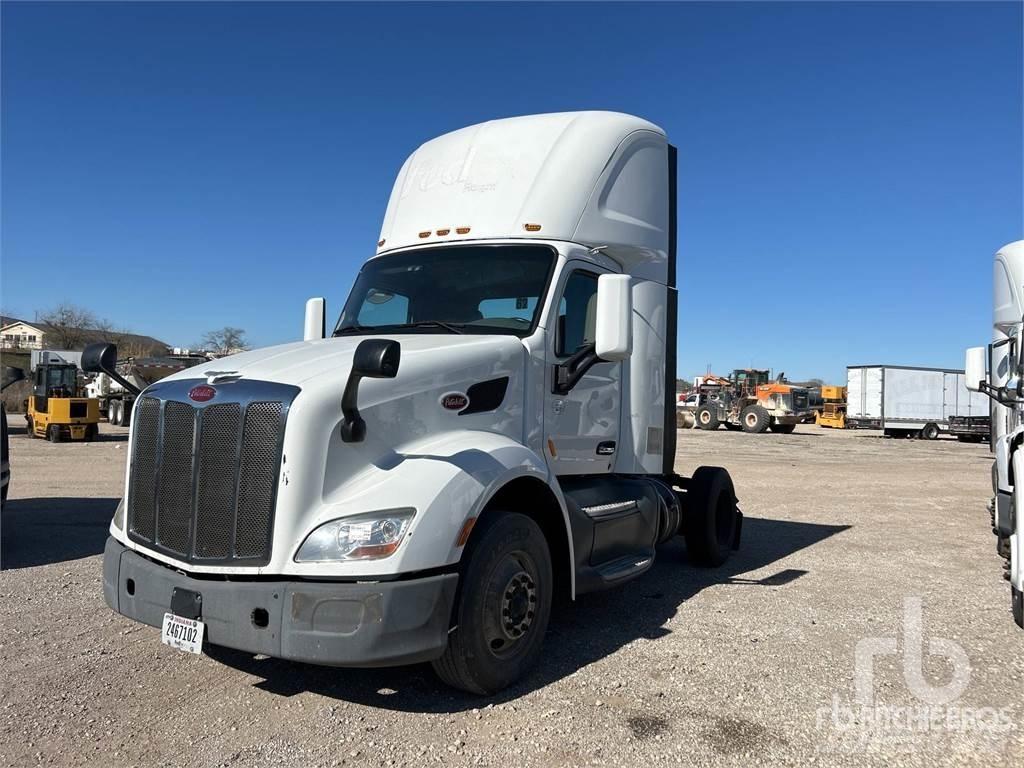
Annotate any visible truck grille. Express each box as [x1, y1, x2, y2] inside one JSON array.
[[125, 380, 298, 566]]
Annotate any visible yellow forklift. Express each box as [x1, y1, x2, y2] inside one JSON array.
[[816, 385, 847, 429], [25, 359, 99, 442]]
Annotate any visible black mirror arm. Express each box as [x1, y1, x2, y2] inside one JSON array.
[[340, 374, 367, 443], [552, 343, 603, 396]]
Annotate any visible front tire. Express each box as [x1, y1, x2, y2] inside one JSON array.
[[741, 405, 770, 433], [1013, 586, 1023, 630], [48, 425, 62, 443], [696, 406, 720, 431], [432, 513, 553, 695]]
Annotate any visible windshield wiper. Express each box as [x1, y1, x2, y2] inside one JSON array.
[[332, 324, 379, 337], [400, 321, 465, 334]]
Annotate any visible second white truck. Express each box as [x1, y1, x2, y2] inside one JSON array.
[[965, 239, 1024, 630], [87, 111, 743, 693]]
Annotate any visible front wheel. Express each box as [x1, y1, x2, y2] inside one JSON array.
[[432, 513, 553, 694], [696, 406, 720, 431], [741, 405, 770, 433]]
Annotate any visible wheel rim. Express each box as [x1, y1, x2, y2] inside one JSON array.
[[482, 551, 539, 659], [745, 412, 757, 427], [700, 411, 710, 424]]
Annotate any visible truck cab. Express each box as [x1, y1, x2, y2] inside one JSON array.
[[91, 111, 742, 693], [965, 239, 1024, 630]]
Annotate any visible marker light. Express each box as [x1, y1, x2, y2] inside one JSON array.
[[418, 230, 431, 238], [294, 509, 415, 562], [377, 239, 386, 247], [436, 228, 450, 236], [523, 223, 542, 232], [456, 227, 471, 235]]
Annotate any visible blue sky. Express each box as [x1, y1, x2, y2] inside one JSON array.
[[2, 1, 1021, 383]]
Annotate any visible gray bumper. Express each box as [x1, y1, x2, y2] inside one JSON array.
[[103, 536, 458, 667]]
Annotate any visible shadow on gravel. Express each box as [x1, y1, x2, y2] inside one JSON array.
[[208, 516, 850, 711], [1, 496, 118, 569]]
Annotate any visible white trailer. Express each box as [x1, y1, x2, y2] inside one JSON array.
[[846, 364, 989, 439], [965, 239, 1024, 630], [84, 112, 744, 693]]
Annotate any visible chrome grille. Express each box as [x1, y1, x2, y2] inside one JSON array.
[[126, 381, 297, 565]]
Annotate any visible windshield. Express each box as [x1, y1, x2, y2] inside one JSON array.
[[335, 245, 555, 337]]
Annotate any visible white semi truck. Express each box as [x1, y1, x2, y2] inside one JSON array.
[[965, 239, 1024, 630], [85, 112, 743, 693]]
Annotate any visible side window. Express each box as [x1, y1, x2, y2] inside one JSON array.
[[356, 289, 410, 326], [556, 271, 599, 356]]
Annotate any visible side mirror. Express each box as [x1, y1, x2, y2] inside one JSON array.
[[341, 339, 401, 443], [1, 366, 25, 391], [81, 342, 142, 396], [594, 274, 632, 362], [304, 297, 326, 341], [965, 346, 986, 392], [81, 342, 117, 374]]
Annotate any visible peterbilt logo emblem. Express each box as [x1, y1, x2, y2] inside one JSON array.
[[440, 392, 468, 411], [188, 384, 217, 403]]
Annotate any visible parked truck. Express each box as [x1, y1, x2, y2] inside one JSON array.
[[846, 364, 989, 439], [965, 239, 1024, 630], [88, 111, 743, 693], [85, 354, 208, 426]]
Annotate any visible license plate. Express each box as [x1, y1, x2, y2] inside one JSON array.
[[161, 612, 205, 655]]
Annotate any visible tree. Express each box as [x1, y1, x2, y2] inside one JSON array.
[[37, 303, 98, 349], [202, 326, 248, 354]]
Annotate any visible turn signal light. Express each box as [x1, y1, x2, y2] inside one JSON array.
[[523, 223, 542, 232]]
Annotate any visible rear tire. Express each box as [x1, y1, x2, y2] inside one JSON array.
[[26, 417, 37, 439], [84, 424, 98, 442], [682, 466, 739, 567], [696, 406, 720, 431], [740, 405, 770, 433], [48, 425, 62, 443], [770, 423, 796, 434], [109, 400, 122, 426], [1013, 586, 1023, 629], [922, 423, 940, 441], [432, 513, 553, 695]]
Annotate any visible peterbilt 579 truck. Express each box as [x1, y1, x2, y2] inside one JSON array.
[[87, 111, 743, 694], [965, 239, 1024, 630]]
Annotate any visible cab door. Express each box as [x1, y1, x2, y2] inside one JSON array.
[[544, 264, 621, 475]]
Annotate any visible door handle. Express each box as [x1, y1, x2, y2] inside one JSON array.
[[596, 441, 616, 456]]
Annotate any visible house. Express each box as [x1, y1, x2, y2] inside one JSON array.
[[0, 320, 45, 350]]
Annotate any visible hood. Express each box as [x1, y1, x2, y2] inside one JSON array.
[[162, 334, 523, 389]]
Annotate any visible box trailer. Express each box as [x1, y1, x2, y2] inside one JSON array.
[[846, 364, 989, 439]]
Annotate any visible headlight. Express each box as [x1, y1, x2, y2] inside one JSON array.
[[294, 509, 415, 562]]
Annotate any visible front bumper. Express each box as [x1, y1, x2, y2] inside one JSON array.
[[102, 537, 458, 667]]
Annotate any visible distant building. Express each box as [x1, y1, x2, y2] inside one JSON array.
[[0, 321, 45, 350]]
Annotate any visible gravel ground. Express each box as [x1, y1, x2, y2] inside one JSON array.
[[1, 416, 1021, 767]]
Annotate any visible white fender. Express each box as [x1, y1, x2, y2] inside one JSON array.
[[291, 429, 576, 592]]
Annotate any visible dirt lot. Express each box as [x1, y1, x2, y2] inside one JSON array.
[[1, 417, 1021, 767]]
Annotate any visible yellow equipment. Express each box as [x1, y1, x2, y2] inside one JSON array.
[[25, 361, 100, 442], [817, 385, 847, 429]]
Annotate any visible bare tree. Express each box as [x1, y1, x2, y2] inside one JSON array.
[[37, 303, 98, 349], [202, 327, 248, 355]]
